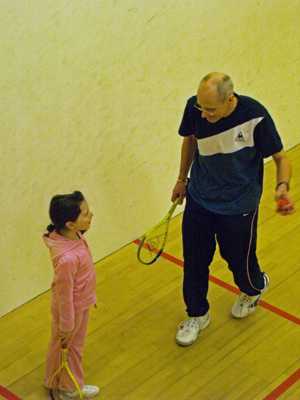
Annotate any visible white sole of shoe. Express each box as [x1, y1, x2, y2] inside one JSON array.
[[231, 295, 261, 319], [232, 274, 270, 319], [175, 318, 210, 347]]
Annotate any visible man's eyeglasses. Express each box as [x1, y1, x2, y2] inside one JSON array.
[[193, 103, 218, 114], [193, 96, 230, 113], [193, 103, 204, 112]]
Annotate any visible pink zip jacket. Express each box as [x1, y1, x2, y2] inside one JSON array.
[[43, 231, 97, 332]]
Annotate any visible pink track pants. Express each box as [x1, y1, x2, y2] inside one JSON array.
[[45, 307, 90, 391]]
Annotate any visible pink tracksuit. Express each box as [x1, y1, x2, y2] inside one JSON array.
[[43, 231, 96, 390]]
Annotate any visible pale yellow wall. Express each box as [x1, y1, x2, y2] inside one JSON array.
[[1, 0, 299, 316]]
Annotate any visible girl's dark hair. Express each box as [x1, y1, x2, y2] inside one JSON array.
[[46, 191, 85, 233]]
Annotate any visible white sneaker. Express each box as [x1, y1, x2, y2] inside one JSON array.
[[58, 385, 100, 399], [231, 273, 270, 319], [176, 312, 210, 346]]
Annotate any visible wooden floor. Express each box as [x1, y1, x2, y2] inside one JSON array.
[[1, 145, 300, 400]]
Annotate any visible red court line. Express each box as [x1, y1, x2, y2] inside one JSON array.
[[0, 386, 22, 400], [133, 240, 300, 399], [262, 368, 300, 400], [133, 240, 300, 325]]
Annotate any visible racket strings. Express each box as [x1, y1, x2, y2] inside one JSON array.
[[49, 389, 59, 400], [144, 233, 164, 252], [48, 348, 83, 399], [137, 199, 180, 265], [138, 223, 168, 264]]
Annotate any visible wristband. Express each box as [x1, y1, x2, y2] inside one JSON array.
[[177, 178, 188, 184], [275, 181, 290, 191]]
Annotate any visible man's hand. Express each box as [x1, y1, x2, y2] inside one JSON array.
[[272, 151, 294, 215], [171, 181, 187, 204], [275, 185, 295, 215]]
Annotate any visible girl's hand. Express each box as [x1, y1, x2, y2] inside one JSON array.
[[59, 330, 73, 348]]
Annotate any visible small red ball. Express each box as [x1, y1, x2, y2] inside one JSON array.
[[277, 198, 290, 209]]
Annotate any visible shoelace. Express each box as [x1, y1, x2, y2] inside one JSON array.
[[239, 293, 258, 304], [180, 317, 201, 331], [240, 293, 252, 304]]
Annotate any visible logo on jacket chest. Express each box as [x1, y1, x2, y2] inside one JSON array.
[[196, 118, 263, 156], [235, 131, 246, 142]]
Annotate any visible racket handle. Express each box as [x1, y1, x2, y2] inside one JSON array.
[[61, 348, 69, 362], [169, 197, 181, 214]]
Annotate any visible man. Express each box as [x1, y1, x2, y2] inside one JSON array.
[[172, 72, 294, 347]]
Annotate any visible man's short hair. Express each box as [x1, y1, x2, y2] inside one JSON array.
[[201, 73, 234, 101]]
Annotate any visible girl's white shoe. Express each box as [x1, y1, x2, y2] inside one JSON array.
[[58, 385, 100, 399]]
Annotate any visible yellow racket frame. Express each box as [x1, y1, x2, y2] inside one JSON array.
[[137, 198, 180, 265], [49, 347, 83, 399]]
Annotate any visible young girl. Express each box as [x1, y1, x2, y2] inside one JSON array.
[[43, 191, 99, 399]]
